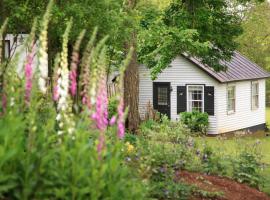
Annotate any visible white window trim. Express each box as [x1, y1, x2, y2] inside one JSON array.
[[227, 84, 236, 115], [186, 85, 204, 113], [251, 81, 259, 110]]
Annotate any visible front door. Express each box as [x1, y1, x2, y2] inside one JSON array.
[[153, 82, 171, 119]]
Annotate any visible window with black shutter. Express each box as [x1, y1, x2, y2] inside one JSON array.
[[204, 86, 215, 116], [177, 86, 186, 114]]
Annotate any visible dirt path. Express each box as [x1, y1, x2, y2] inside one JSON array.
[[176, 171, 270, 200]]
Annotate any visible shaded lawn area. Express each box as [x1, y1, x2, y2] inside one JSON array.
[[195, 107, 270, 194]]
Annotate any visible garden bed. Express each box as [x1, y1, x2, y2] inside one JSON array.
[[177, 171, 270, 200]]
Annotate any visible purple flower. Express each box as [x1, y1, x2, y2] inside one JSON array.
[[92, 72, 108, 131], [53, 83, 59, 101], [125, 157, 131, 162], [69, 70, 77, 97], [109, 116, 117, 126], [24, 44, 35, 105]]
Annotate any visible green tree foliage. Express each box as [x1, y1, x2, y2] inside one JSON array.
[[138, 0, 265, 79], [1, 0, 126, 40], [236, 2, 270, 102], [237, 2, 270, 71]]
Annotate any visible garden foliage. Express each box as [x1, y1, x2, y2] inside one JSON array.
[[180, 111, 209, 134], [0, 3, 145, 199]]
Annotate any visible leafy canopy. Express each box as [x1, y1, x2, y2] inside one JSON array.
[[138, 0, 265, 79]]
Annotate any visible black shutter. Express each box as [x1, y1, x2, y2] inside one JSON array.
[[177, 86, 186, 114], [204, 86, 215, 116]]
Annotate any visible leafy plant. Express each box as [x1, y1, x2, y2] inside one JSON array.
[[180, 112, 209, 134], [232, 151, 264, 188], [200, 144, 227, 176], [108, 96, 118, 119]]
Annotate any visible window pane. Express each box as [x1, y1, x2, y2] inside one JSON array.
[[187, 85, 203, 112], [251, 82, 259, 109], [192, 101, 202, 112], [227, 86, 235, 113], [158, 87, 168, 105]]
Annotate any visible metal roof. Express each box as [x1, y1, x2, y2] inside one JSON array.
[[182, 51, 270, 83]]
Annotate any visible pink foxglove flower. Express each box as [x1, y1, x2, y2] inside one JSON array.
[[53, 83, 59, 101], [97, 133, 105, 158], [69, 70, 77, 97], [91, 72, 108, 131], [109, 116, 117, 126], [25, 45, 35, 105], [69, 30, 84, 97]]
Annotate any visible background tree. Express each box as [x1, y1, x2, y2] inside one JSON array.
[[236, 1, 270, 104], [138, 0, 264, 79]]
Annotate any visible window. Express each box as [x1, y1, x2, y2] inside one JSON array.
[[157, 87, 168, 105], [227, 85, 236, 114], [187, 85, 204, 112], [251, 81, 259, 110]]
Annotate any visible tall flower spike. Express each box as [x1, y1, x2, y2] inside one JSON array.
[[24, 20, 37, 105], [37, 0, 53, 94], [89, 36, 109, 107], [91, 48, 108, 131], [53, 54, 60, 101], [56, 21, 75, 136], [25, 44, 35, 105], [80, 28, 98, 108], [117, 48, 133, 139], [69, 30, 86, 97]]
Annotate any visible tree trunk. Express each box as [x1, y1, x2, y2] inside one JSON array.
[[124, 32, 140, 132]]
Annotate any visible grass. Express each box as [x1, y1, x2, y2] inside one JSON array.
[[193, 108, 270, 194]]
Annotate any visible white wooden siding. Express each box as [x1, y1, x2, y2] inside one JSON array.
[[5, 34, 38, 76], [139, 56, 219, 134], [216, 79, 266, 133]]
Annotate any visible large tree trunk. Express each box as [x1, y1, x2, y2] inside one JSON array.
[[123, 0, 140, 132], [124, 32, 140, 132]]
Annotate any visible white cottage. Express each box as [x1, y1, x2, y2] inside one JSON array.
[[139, 52, 270, 135]]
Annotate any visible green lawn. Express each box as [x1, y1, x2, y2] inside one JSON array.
[[267, 107, 270, 125], [195, 108, 270, 195]]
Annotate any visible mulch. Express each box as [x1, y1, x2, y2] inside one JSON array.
[[176, 171, 270, 200]]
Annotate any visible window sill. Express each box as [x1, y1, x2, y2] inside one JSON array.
[[251, 107, 259, 111], [227, 110, 235, 115]]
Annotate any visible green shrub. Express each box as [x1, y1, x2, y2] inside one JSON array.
[[180, 112, 209, 134], [108, 96, 118, 119]]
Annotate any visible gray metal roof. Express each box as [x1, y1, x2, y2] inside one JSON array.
[[182, 51, 270, 83]]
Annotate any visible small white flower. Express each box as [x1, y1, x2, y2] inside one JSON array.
[[10, 97, 15, 107], [59, 122, 64, 128], [57, 131, 63, 135], [56, 114, 61, 121], [68, 128, 74, 134], [32, 126, 37, 132]]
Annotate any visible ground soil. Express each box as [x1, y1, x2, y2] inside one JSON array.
[[176, 171, 270, 200]]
